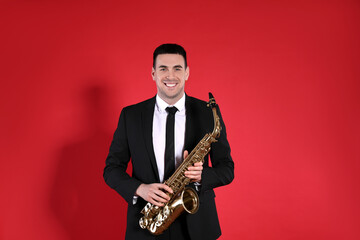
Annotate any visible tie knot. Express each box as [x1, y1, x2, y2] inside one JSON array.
[[166, 106, 178, 115]]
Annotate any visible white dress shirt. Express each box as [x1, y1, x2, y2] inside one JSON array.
[[153, 94, 186, 182]]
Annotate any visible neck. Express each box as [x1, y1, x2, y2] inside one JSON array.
[[159, 93, 184, 106]]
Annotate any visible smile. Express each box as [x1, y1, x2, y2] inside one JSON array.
[[165, 83, 177, 87]]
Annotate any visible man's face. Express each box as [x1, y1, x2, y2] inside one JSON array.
[[152, 54, 189, 105]]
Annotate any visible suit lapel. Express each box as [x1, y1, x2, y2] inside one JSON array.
[[142, 96, 160, 182], [184, 95, 196, 152]]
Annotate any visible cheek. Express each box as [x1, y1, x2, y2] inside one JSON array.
[[156, 73, 165, 80], [153, 74, 162, 82], [176, 73, 186, 79]]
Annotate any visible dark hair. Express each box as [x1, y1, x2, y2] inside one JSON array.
[[153, 43, 187, 68]]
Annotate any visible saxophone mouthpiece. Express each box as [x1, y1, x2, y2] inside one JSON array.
[[208, 92, 217, 108], [209, 92, 214, 99]]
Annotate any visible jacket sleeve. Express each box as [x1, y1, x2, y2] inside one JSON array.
[[201, 106, 234, 192], [103, 108, 142, 204]]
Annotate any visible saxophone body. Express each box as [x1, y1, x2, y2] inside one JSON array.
[[139, 92, 222, 235]]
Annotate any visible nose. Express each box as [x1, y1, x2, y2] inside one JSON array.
[[167, 70, 175, 79]]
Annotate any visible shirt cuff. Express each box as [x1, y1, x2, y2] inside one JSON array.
[[194, 182, 201, 191], [132, 195, 138, 205]]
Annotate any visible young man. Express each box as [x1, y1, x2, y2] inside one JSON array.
[[104, 44, 234, 240]]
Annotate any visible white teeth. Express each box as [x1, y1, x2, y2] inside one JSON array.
[[166, 83, 176, 87]]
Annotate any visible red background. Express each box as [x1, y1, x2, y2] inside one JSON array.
[[1, 0, 360, 239]]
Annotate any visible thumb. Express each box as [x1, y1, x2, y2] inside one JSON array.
[[183, 150, 189, 159]]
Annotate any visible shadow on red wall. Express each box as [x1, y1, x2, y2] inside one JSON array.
[[49, 83, 128, 239]]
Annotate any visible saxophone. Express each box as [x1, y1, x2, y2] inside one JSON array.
[[139, 92, 222, 235]]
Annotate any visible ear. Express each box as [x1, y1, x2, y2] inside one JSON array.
[[151, 67, 156, 80], [185, 66, 190, 81]]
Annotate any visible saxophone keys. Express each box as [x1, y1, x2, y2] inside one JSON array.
[[139, 217, 148, 229]]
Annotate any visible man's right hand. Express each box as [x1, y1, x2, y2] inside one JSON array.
[[135, 183, 173, 207]]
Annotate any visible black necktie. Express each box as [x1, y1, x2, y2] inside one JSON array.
[[164, 106, 178, 180]]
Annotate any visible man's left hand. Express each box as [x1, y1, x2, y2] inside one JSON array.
[[183, 150, 203, 182]]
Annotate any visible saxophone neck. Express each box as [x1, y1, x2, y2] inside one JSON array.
[[207, 92, 217, 108], [207, 92, 221, 139]]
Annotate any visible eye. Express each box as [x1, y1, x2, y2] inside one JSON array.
[[175, 68, 181, 71], [160, 68, 166, 71]]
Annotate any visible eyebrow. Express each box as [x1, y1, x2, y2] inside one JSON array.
[[158, 65, 183, 69]]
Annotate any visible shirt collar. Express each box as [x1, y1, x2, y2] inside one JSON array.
[[155, 94, 186, 113]]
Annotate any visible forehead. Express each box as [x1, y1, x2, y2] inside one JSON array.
[[155, 54, 185, 68]]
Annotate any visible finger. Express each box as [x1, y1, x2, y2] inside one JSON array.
[[188, 165, 203, 170], [150, 199, 164, 207], [159, 184, 173, 194], [187, 162, 203, 171], [150, 183, 172, 195], [149, 185, 170, 200], [149, 186, 169, 200], [152, 192, 169, 203], [187, 167, 203, 172], [155, 189, 171, 201], [183, 150, 189, 159], [184, 171, 201, 179], [186, 176, 201, 182], [185, 169, 201, 176]]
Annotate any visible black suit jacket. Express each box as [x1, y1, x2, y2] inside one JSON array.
[[104, 94, 234, 240]]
